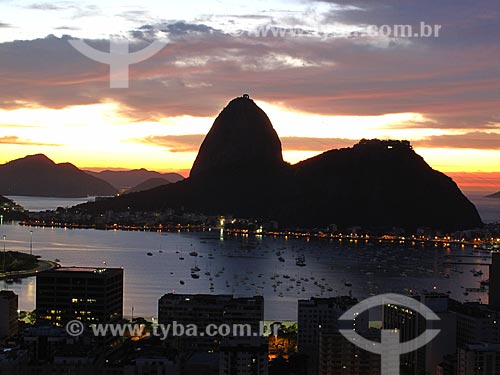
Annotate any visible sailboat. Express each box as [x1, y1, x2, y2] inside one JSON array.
[[296, 255, 306, 267], [191, 257, 201, 279]]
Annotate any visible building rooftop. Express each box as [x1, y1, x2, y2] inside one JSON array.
[[54, 267, 113, 273], [0, 290, 17, 299], [159, 294, 262, 302], [40, 266, 123, 275], [449, 299, 499, 318], [298, 296, 358, 309]]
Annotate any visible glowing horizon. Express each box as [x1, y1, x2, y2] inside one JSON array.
[[2, 100, 500, 176], [1, 0, 499, 186]]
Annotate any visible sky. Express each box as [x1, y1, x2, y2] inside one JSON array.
[[0, 0, 500, 189]]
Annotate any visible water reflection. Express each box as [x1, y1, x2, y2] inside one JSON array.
[[0, 222, 490, 320]]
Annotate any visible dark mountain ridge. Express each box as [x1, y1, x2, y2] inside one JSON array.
[[125, 177, 172, 194], [76, 96, 483, 231], [0, 154, 117, 198], [289, 140, 480, 229], [86, 169, 184, 190], [486, 191, 500, 199]]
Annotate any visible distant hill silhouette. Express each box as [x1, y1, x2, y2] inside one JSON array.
[[86, 169, 184, 190], [125, 178, 171, 194], [289, 139, 481, 229], [0, 154, 117, 198], [0, 195, 12, 204], [77, 96, 483, 231], [486, 191, 500, 199]]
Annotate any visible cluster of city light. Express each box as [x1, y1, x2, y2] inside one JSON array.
[[18, 218, 500, 248]]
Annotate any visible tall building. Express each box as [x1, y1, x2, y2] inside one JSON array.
[[20, 326, 100, 374], [318, 328, 380, 375], [219, 337, 269, 375], [490, 252, 500, 310], [0, 290, 18, 339], [158, 294, 264, 352], [36, 267, 123, 326], [457, 343, 500, 375], [449, 300, 500, 348], [383, 293, 456, 375], [298, 296, 368, 375], [21, 326, 76, 362]]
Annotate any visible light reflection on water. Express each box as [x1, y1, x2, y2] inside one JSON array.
[[0, 221, 489, 320]]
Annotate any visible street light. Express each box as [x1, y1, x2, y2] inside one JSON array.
[[2, 235, 6, 274], [30, 230, 33, 256]]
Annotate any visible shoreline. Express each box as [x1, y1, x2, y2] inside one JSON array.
[[16, 220, 498, 250], [0, 259, 58, 280]]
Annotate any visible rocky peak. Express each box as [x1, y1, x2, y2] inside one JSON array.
[[190, 95, 285, 177]]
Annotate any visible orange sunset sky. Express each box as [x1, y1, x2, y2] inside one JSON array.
[[1, 0, 499, 191]]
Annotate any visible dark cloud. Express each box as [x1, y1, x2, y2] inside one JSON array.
[[317, 0, 500, 47], [318, 0, 499, 25], [129, 22, 220, 41], [132, 21, 220, 40], [137, 134, 359, 153], [137, 134, 204, 153], [414, 132, 500, 150], [0, 2, 499, 132], [159, 21, 218, 36], [281, 137, 355, 151], [138, 131, 500, 158]]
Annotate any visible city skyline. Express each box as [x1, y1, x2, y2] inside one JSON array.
[[0, 0, 500, 183]]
